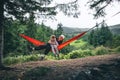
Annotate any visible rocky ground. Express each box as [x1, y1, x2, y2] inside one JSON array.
[[0, 53, 120, 80]]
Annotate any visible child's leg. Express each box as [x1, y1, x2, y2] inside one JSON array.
[[51, 45, 56, 55], [54, 45, 59, 57], [55, 45, 59, 54]]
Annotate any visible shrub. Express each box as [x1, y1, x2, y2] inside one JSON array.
[[63, 54, 70, 59], [3, 57, 20, 65], [61, 45, 75, 54], [83, 49, 95, 56], [59, 54, 65, 59], [3, 54, 40, 65], [46, 55, 56, 60], [113, 46, 120, 52], [22, 54, 39, 62], [67, 49, 93, 59], [93, 46, 109, 55], [69, 50, 82, 59]]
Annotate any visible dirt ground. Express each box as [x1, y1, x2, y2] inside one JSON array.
[[0, 53, 120, 80]]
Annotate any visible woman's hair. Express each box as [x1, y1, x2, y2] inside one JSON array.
[[60, 35, 65, 39]]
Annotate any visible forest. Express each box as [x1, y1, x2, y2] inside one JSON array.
[[2, 19, 120, 65]]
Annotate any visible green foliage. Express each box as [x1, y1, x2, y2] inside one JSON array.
[[59, 54, 65, 59], [71, 39, 94, 50], [22, 67, 51, 80], [55, 23, 64, 37], [4, 20, 54, 56], [34, 23, 54, 42], [3, 46, 119, 65], [111, 35, 120, 48], [115, 46, 120, 52], [46, 52, 65, 60], [67, 49, 93, 59], [3, 54, 40, 65], [4, 20, 28, 56], [46, 55, 56, 60], [68, 50, 83, 59], [88, 21, 113, 47], [93, 46, 109, 55], [60, 39, 93, 54], [60, 45, 74, 54], [112, 46, 120, 52], [3, 36, 120, 66]]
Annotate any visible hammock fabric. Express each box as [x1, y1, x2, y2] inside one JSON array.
[[20, 32, 86, 50], [58, 32, 86, 50], [19, 34, 45, 46]]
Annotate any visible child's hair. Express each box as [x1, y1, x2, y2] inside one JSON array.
[[50, 35, 56, 39]]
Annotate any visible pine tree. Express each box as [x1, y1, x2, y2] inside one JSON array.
[[88, 21, 113, 47], [55, 23, 64, 37]]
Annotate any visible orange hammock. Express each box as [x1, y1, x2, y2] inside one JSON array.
[[20, 34, 45, 46], [19, 32, 86, 50]]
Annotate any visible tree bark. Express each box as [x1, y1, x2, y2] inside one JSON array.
[[0, 0, 4, 68]]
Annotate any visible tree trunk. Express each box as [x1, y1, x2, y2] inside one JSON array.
[[0, 0, 4, 68]]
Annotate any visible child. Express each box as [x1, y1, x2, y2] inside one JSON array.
[[48, 35, 59, 57]]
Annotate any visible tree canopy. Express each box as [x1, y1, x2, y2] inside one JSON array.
[[88, 0, 120, 18], [4, 0, 80, 21]]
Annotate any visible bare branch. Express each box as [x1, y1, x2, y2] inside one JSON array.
[[112, 11, 120, 17], [55, 0, 78, 7]]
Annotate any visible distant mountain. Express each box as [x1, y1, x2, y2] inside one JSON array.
[[62, 27, 89, 34], [62, 24, 120, 35], [109, 24, 120, 35]]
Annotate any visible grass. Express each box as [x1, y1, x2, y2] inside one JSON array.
[[70, 39, 94, 50], [3, 54, 40, 65]]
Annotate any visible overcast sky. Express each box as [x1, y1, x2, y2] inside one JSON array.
[[35, 0, 120, 30]]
